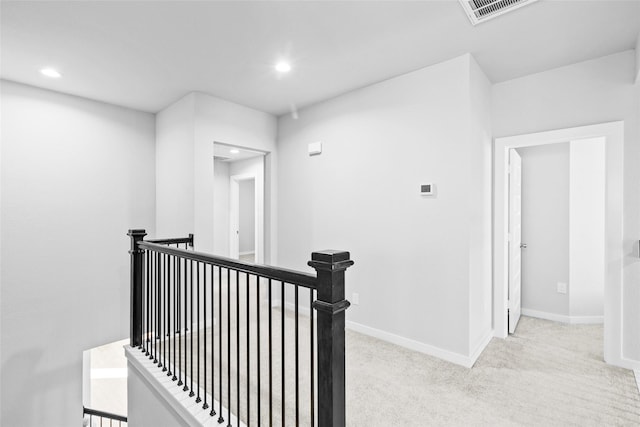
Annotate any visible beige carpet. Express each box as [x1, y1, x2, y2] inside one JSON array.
[[155, 279, 639, 427], [346, 317, 640, 426]]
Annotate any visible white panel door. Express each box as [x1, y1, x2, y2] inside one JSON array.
[[508, 149, 523, 334]]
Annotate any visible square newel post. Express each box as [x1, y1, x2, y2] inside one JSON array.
[[128, 229, 147, 348], [309, 250, 354, 427]]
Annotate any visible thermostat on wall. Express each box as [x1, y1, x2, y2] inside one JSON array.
[[420, 183, 435, 196]]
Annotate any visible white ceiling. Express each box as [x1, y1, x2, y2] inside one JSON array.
[[2, 1, 639, 116]]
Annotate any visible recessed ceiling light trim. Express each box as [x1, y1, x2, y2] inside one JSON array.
[[275, 62, 291, 73], [458, 0, 540, 25], [40, 67, 62, 78]]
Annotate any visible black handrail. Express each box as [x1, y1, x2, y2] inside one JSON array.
[[83, 406, 127, 422], [138, 240, 318, 289], [146, 234, 194, 246]]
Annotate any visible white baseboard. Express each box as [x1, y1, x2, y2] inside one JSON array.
[[278, 301, 492, 368], [521, 308, 603, 324], [345, 320, 482, 368], [468, 329, 494, 368]]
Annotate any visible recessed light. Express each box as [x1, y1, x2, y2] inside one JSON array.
[[275, 62, 291, 73], [40, 68, 62, 78], [230, 149, 240, 154]]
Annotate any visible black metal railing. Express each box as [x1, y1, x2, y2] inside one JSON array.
[[83, 406, 127, 426], [128, 230, 353, 427]]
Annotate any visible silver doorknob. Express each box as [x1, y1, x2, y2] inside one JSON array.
[[520, 243, 527, 249]]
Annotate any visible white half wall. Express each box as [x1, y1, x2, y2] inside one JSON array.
[[1, 80, 156, 427], [517, 143, 570, 317], [569, 138, 605, 318]]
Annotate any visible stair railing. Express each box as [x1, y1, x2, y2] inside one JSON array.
[[128, 229, 353, 427]]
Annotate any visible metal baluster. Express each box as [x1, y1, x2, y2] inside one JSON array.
[[236, 270, 240, 425], [203, 263, 209, 410], [310, 289, 315, 427], [227, 268, 231, 427], [165, 254, 170, 375], [214, 264, 220, 417], [257, 276, 261, 425], [163, 253, 169, 372], [295, 285, 299, 427], [281, 281, 285, 426], [196, 262, 202, 404], [145, 250, 150, 356], [178, 257, 183, 387], [246, 273, 250, 426], [172, 255, 178, 381], [190, 259, 195, 397], [268, 278, 273, 427], [160, 254, 165, 370], [167, 255, 172, 377], [182, 257, 189, 392], [154, 252, 159, 364], [218, 266, 224, 423]]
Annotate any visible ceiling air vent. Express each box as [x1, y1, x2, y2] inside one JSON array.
[[459, 0, 539, 25]]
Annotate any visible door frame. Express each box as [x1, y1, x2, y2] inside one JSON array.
[[493, 121, 626, 367], [229, 172, 264, 263]]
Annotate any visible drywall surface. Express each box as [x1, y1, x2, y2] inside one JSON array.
[[194, 92, 276, 256], [213, 159, 230, 257], [468, 55, 493, 354], [636, 33, 640, 84], [230, 156, 264, 262], [277, 55, 484, 359], [0, 80, 155, 427], [155, 92, 276, 257], [239, 179, 256, 253], [156, 93, 195, 238], [127, 361, 190, 427], [517, 143, 570, 317], [569, 138, 605, 318], [493, 50, 640, 360]]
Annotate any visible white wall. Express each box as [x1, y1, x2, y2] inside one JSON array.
[[517, 143, 570, 317], [569, 138, 605, 319], [230, 156, 264, 263], [156, 93, 195, 238], [0, 80, 156, 427], [277, 55, 492, 363], [127, 362, 190, 427], [156, 92, 276, 257], [492, 50, 640, 360], [213, 159, 230, 257], [239, 179, 256, 254], [635, 32, 640, 84], [194, 93, 276, 256], [468, 55, 493, 356]]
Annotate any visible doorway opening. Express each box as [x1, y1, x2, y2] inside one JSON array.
[[213, 142, 265, 263], [493, 121, 626, 368]]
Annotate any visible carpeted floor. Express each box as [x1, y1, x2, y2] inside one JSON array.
[[157, 278, 639, 427], [346, 317, 640, 426]]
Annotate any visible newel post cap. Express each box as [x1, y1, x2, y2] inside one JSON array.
[[127, 229, 147, 237], [308, 250, 354, 272]]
